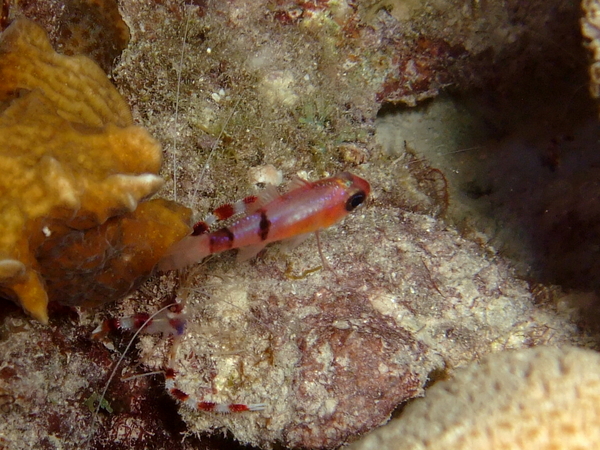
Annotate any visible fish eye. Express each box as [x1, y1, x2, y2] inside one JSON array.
[[346, 191, 366, 211]]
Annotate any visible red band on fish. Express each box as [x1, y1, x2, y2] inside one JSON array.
[[243, 195, 258, 205], [214, 203, 235, 221], [192, 221, 210, 236]]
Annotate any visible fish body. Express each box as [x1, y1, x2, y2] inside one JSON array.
[[157, 172, 370, 271]]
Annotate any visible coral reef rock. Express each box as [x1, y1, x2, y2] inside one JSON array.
[[345, 346, 600, 450], [0, 309, 200, 450], [0, 18, 190, 323], [6, 0, 131, 73], [137, 206, 581, 449]]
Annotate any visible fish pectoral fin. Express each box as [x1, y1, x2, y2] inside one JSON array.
[[279, 232, 312, 252], [236, 243, 267, 262]]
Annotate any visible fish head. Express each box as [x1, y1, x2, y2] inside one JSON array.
[[336, 172, 371, 212]]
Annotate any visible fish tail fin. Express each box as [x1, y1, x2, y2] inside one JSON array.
[[156, 234, 210, 271]]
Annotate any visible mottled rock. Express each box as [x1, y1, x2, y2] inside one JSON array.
[[0, 307, 213, 450], [103, 1, 589, 448], [345, 346, 600, 450], [137, 206, 579, 448], [0, 0, 594, 449], [6, 0, 130, 73]]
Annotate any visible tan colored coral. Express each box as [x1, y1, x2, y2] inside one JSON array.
[[0, 19, 188, 323], [346, 346, 600, 450], [0, 16, 132, 126]]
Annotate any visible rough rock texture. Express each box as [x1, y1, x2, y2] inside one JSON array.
[[0, 19, 190, 322], [109, 1, 595, 444], [0, 0, 597, 449], [112, 0, 580, 212], [2, 0, 130, 72], [135, 206, 580, 448], [345, 346, 600, 450], [0, 306, 223, 450], [366, 0, 581, 104]]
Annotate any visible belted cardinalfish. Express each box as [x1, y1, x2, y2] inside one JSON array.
[[157, 172, 370, 271]]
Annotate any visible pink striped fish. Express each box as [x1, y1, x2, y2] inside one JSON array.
[[157, 172, 370, 271]]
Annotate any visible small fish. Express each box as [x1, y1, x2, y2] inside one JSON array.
[[157, 172, 370, 271]]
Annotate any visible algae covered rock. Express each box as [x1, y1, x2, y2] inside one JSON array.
[[0, 19, 191, 323]]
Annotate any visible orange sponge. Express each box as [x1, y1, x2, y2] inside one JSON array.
[[0, 19, 190, 322]]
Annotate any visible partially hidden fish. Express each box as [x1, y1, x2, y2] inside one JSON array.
[[157, 172, 370, 271]]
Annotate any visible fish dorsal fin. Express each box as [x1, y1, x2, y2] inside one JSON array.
[[246, 184, 280, 214], [287, 175, 311, 192]]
